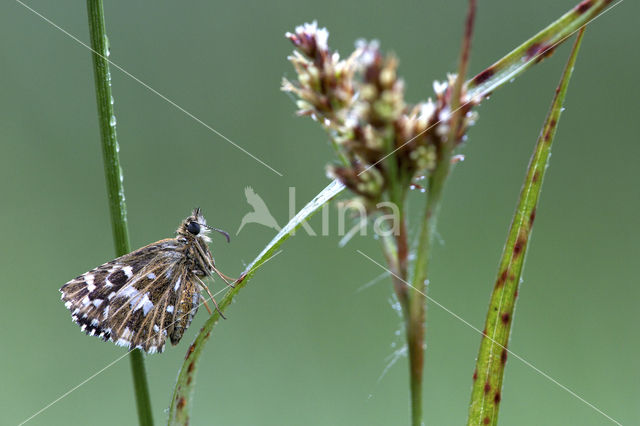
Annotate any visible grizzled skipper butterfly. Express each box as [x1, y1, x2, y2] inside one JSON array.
[[60, 208, 233, 354]]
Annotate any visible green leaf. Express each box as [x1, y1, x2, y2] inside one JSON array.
[[467, 29, 586, 426], [167, 179, 345, 426], [467, 0, 614, 99]]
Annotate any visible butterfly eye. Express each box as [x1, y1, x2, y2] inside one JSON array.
[[187, 221, 201, 235]]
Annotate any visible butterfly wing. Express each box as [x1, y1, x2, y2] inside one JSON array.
[[60, 238, 200, 353]]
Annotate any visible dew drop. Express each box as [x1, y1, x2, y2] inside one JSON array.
[[110, 115, 117, 126]]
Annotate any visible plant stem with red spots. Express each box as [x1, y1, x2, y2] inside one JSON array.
[[467, 28, 585, 426]]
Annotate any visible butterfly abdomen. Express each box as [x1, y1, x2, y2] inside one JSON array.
[[169, 276, 200, 345]]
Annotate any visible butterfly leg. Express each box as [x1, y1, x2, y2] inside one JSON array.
[[211, 265, 237, 288], [208, 293, 226, 320], [200, 295, 213, 315], [196, 276, 227, 319]]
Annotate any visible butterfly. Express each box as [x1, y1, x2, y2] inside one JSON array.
[[60, 208, 233, 354]]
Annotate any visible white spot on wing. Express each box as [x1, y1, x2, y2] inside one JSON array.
[[133, 293, 154, 316], [85, 274, 95, 286], [115, 338, 130, 347], [122, 265, 133, 278], [166, 305, 174, 313], [153, 324, 160, 332], [173, 277, 182, 291], [147, 272, 156, 280], [92, 299, 103, 308], [120, 286, 139, 299], [81, 296, 90, 306], [64, 301, 72, 309]]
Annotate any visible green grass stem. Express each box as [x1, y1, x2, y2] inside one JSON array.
[[86, 1, 153, 425]]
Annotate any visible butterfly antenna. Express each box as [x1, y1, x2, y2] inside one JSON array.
[[204, 224, 231, 243]]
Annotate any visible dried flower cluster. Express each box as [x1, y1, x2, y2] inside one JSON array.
[[283, 22, 479, 209]]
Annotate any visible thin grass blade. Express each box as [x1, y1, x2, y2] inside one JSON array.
[[466, 0, 614, 99], [467, 29, 586, 426], [167, 180, 345, 426]]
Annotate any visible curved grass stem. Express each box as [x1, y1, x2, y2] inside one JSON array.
[[168, 180, 345, 425]]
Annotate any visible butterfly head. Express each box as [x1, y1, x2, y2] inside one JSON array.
[[177, 208, 230, 245]]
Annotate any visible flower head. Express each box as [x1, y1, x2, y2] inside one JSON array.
[[283, 23, 479, 209]]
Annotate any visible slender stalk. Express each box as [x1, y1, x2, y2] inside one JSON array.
[[404, 3, 476, 424], [407, 151, 449, 426], [168, 181, 345, 425], [379, 214, 409, 314], [448, 0, 476, 143], [394, 208, 410, 311], [467, 29, 585, 426], [86, 1, 153, 425]]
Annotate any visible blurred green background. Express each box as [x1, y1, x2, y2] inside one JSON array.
[[1, 1, 638, 425]]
